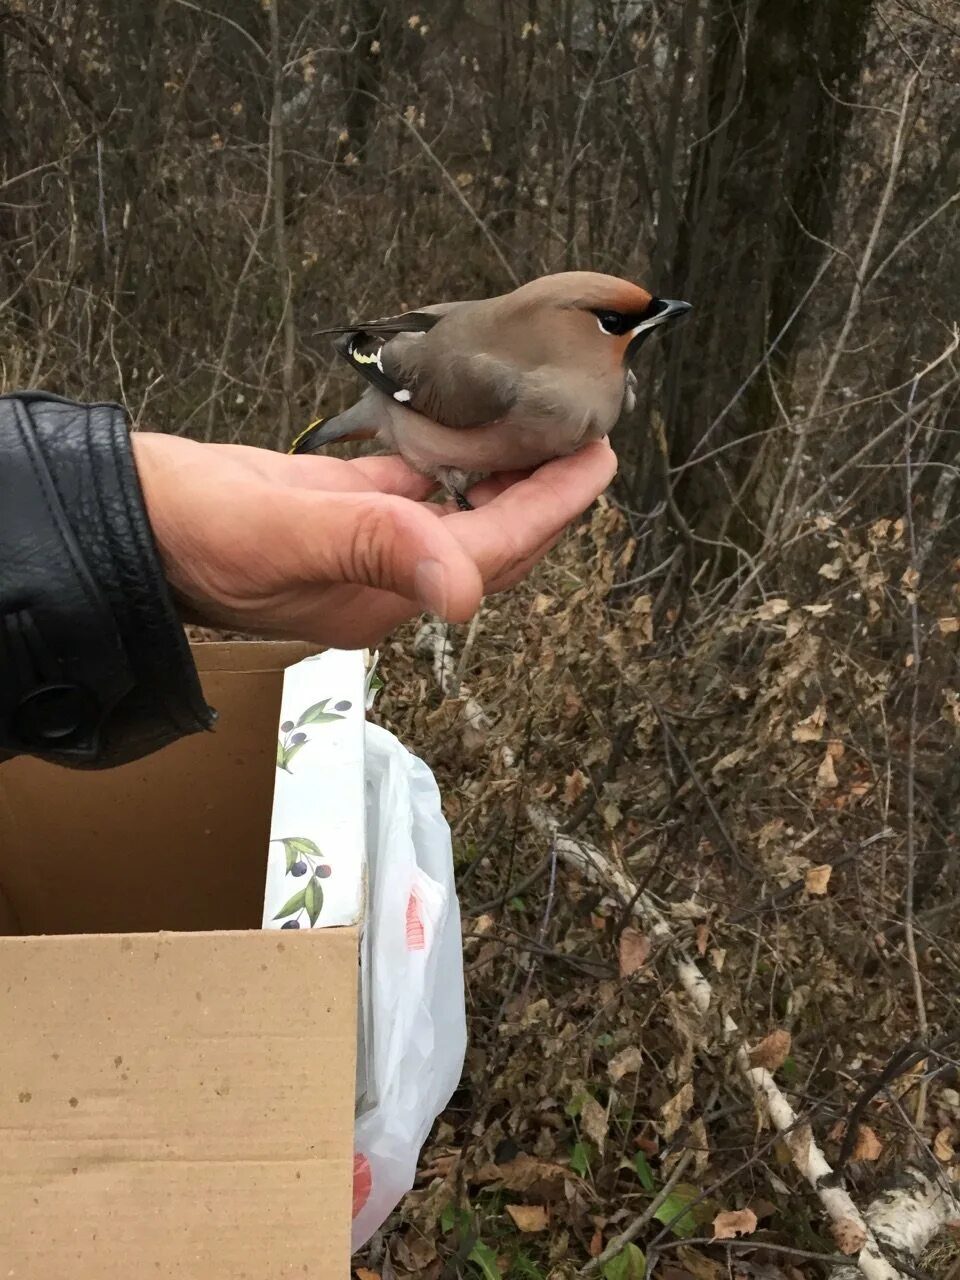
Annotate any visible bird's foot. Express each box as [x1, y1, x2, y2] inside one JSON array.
[[437, 466, 477, 512]]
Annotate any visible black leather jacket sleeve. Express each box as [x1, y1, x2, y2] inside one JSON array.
[[0, 391, 215, 769]]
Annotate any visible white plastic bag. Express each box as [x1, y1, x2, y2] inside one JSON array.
[[351, 722, 467, 1251]]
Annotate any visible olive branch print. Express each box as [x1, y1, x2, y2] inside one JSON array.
[[270, 836, 333, 929], [276, 697, 353, 772]]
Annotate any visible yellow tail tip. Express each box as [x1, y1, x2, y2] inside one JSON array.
[[288, 417, 325, 454]]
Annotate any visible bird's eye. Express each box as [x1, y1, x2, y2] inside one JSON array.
[[593, 310, 632, 336]]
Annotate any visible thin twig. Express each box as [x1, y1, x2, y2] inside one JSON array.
[[648, 1237, 900, 1271], [764, 69, 920, 542], [901, 372, 930, 1134], [391, 105, 518, 287], [450, 608, 483, 701], [579, 1149, 696, 1276], [646, 692, 751, 874]]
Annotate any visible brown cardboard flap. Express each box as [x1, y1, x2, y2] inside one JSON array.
[[0, 643, 313, 936], [0, 927, 357, 1278], [191, 638, 321, 674]]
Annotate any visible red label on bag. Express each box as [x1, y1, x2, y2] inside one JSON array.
[[405, 889, 425, 950], [353, 1152, 372, 1217]]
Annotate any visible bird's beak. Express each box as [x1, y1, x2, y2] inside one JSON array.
[[625, 298, 692, 359]]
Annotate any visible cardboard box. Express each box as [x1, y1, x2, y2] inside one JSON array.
[[0, 641, 366, 1279]]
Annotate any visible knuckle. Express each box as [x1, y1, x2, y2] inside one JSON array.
[[345, 499, 403, 586]]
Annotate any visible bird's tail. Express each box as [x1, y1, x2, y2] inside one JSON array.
[[288, 401, 377, 455]]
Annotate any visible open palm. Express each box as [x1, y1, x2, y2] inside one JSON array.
[[131, 433, 617, 648]]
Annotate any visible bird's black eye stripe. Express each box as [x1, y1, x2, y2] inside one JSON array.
[[593, 310, 633, 336], [592, 298, 672, 335]]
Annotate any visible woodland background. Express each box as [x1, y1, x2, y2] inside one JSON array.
[[1, 1, 959, 1277]]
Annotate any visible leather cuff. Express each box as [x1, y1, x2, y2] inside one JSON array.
[[0, 391, 215, 768]]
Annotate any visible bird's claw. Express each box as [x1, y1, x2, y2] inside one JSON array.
[[453, 489, 474, 512]]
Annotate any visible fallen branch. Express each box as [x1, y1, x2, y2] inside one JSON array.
[[414, 630, 960, 1279], [563, 825, 959, 1279], [414, 619, 499, 753], [830, 1170, 957, 1280], [525, 804, 675, 944]]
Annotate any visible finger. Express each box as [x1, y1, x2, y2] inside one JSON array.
[[343, 455, 441, 500], [444, 440, 617, 577], [486, 529, 565, 592], [282, 453, 439, 500], [216, 440, 440, 501], [283, 489, 485, 622], [279, 451, 439, 499], [272, 581, 425, 650], [455, 469, 535, 509]]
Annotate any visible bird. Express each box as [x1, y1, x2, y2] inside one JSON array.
[[288, 270, 691, 510]]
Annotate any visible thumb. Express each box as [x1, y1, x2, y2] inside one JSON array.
[[292, 489, 484, 622]]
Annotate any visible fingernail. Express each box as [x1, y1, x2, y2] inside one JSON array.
[[415, 558, 449, 617]]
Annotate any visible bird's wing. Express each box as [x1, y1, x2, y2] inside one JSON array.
[[327, 302, 519, 429], [384, 347, 520, 429], [315, 299, 472, 337], [321, 303, 476, 407]]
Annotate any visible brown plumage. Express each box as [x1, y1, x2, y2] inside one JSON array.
[[290, 271, 691, 508]]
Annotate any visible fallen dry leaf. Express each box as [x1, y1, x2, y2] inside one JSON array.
[[750, 1198, 778, 1221], [934, 1126, 956, 1162], [669, 897, 711, 921], [688, 1116, 710, 1176], [392, 1234, 438, 1272], [608, 1045, 644, 1083], [581, 1095, 608, 1153], [850, 1124, 883, 1161], [712, 746, 747, 774], [677, 1247, 724, 1280], [660, 1082, 694, 1141], [805, 864, 832, 895], [816, 749, 839, 789], [818, 560, 842, 580], [505, 1204, 548, 1233], [869, 518, 892, 542], [832, 1217, 868, 1254], [563, 768, 588, 806], [711, 1208, 758, 1240], [355, 1269, 380, 1280], [748, 1028, 792, 1072], [602, 800, 622, 828], [619, 927, 651, 977], [473, 1154, 570, 1199], [755, 598, 790, 620], [792, 705, 826, 742], [695, 923, 709, 957], [938, 617, 960, 635]]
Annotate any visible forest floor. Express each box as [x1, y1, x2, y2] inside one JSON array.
[[192, 496, 960, 1280], [359, 497, 960, 1280]]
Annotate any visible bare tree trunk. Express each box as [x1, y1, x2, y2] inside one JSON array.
[[660, 0, 874, 536]]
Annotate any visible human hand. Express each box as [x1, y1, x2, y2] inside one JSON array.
[[131, 433, 617, 649]]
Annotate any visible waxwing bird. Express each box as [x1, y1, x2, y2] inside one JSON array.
[[289, 271, 691, 510]]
